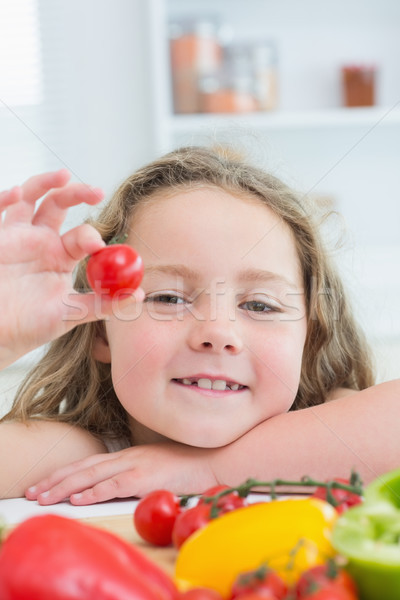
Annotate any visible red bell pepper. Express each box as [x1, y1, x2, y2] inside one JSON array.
[[0, 514, 178, 600]]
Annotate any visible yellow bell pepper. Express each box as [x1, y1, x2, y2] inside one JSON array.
[[175, 498, 337, 597]]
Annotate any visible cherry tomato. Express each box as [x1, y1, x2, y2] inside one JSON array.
[[172, 503, 212, 549], [295, 563, 358, 599], [300, 586, 357, 600], [230, 565, 288, 600], [134, 490, 181, 546], [86, 243, 144, 297], [180, 587, 224, 600], [311, 478, 362, 514], [228, 592, 279, 600], [199, 485, 248, 514]]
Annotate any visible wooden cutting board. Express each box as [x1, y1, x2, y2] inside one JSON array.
[[81, 513, 178, 576]]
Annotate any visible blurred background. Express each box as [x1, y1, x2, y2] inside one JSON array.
[[1, 0, 399, 414]]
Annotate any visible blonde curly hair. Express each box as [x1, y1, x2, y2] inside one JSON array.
[[4, 146, 375, 442]]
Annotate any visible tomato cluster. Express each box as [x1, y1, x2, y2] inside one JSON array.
[[134, 478, 362, 551], [134, 485, 247, 550], [310, 478, 362, 514], [173, 562, 357, 600]]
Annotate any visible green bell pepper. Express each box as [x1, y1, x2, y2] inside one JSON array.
[[332, 467, 400, 600]]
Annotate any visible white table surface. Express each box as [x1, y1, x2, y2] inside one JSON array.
[[0, 496, 139, 525], [0, 492, 274, 527]]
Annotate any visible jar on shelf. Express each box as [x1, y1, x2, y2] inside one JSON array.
[[169, 18, 223, 114], [341, 65, 377, 107], [250, 40, 278, 111], [200, 42, 257, 113], [199, 39, 278, 114]]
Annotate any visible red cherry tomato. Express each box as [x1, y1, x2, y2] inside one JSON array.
[[134, 490, 181, 546], [180, 587, 224, 600], [230, 565, 288, 600], [300, 587, 357, 600], [311, 478, 362, 514], [228, 592, 279, 600], [199, 485, 247, 514], [295, 563, 358, 599], [86, 244, 144, 297], [172, 503, 213, 549]]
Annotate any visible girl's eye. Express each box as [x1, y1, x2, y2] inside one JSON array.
[[240, 299, 281, 313], [145, 293, 185, 305]]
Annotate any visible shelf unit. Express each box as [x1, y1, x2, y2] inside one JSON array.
[[148, 0, 400, 153]]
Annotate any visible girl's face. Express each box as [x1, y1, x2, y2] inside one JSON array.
[[97, 187, 308, 447]]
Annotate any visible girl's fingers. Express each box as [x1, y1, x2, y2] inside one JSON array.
[[21, 169, 71, 200], [69, 471, 139, 505], [32, 184, 104, 230], [3, 169, 71, 225], [61, 288, 144, 326], [25, 452, 118, 500], [61, 223, 105, 261], [0, 187, 21, 215], [33, 456, 131, 505]]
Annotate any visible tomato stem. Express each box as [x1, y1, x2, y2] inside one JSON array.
[[108, 233, 128, 245], [181, 471, 364, 513]]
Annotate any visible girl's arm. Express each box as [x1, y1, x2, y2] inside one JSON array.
[[25, 379, 400, 505], [0, 421, 106, 498], [211, 379, 400, 486]]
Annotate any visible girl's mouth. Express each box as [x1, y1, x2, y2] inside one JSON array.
[[172, 377, 247, 392]]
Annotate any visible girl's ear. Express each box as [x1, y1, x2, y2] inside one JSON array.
[[92, 327, 112, 363]]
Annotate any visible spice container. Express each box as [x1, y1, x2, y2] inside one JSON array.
[[199, 39, 278, 114], [341, 65, 377, 107], [250, 41, 278, 111], [169, 18, 223, 114], [200, 43, 256, 113]]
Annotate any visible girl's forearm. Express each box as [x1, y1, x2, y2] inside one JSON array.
[[210, 380, 400, 486]]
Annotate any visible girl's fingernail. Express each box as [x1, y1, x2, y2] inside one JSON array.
[[39, 490, 50, 499], [71, 493, 82, 501], [27, 486, 36, 494]]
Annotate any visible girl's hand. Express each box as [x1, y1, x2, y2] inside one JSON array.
[[25, 443, 219, 505], [0, 170, 142, 369]]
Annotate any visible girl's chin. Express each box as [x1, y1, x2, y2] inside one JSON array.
[[169, 429, 243, 449]]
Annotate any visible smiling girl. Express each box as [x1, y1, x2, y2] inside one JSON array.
[[1, 146, 398, 503]]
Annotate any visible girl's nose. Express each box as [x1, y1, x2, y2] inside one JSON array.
[[187, 316, 244, 355]]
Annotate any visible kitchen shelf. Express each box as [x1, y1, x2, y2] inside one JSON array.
[[168, 106, 400, 136]]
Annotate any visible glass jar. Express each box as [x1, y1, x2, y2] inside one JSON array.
[[341, 65, 377, 107], [169, 18, 223, 114]]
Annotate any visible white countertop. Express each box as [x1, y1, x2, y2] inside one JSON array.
[[0, 496, 139, 525]]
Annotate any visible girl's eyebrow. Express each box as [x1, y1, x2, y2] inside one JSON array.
[[144, 264, 298, 290], [144, 264, 201, 282], [236, 268, 299, 290]]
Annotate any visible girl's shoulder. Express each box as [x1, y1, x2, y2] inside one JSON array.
[[325, 380, 400, 402], [325, 387, 358, 402]]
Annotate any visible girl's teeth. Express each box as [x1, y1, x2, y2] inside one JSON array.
[[212, 379, 227, 391], [178, 378, 242, 391], [197, 378, 212, 390]]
